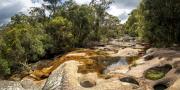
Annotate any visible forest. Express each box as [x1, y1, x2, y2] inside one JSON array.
[[0, 0, 180, 83], [0, 0, 123, 76]]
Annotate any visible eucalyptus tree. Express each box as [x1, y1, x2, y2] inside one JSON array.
[[89, 0, 112, 39], [29, 7, 47, 24], [43, 0, 62, 15]]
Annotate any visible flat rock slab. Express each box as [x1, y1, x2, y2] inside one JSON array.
[[43, 60, 138, 90], [0, 80, 24, 90]]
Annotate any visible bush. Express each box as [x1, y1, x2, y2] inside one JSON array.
[[46, 16, 74, 53], [2, 23, 51, 63], [0, 58, 11, 75]]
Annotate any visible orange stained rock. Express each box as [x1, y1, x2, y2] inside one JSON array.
[[31, 49, 108, 80]]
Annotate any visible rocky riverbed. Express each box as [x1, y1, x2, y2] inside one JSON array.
[[0, 38, 180, 90]]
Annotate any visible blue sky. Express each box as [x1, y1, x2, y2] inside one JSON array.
[[0, 0, 140, 25]]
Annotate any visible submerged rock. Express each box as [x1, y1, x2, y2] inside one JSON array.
[[144, 64, 172, 80], [145, 70, 165, 80]]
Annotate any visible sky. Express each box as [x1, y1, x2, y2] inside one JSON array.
[[0, 0, 140, 25]]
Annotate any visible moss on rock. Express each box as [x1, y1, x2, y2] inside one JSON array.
[[145, 69, 165, 80]]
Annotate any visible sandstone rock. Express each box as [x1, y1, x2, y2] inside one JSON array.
[[146, 48, 157, 54], [114, 48, 140, 57], [43, 60, 139, 90], [143, 52, 155, 61], [80, 79, 96, 88], [168, 79, 180, 90], [65, 53, 87, 57], [134, 58, 145, 65], [127, 57, 166, 78], [43, 60, 80, 90], [31, 60, 52, 70], [21, 77, 46, 90], [105, 65, 129, 74], [0, 80, 24, 90]]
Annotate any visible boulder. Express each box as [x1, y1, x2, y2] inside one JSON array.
[[43, 60, 80, 90], [21, 77, 46, 90]]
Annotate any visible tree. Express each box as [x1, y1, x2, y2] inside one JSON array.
[[125, 0, 180, 46], [0, 35, 10, 75], [29, 7, 47, 24], [10, 13, 30, 25], [46, 16, 74, 53], [90, 0, 112, 39], [2, 23, 51, 63], [43, 0, 62, 15]]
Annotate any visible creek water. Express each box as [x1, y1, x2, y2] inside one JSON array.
[[103, 57, 129, 74], [106, 57, 128, 68]]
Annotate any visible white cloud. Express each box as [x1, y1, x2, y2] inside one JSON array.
[[0, 0, 43, 25], [73, 0, 139, 23], [110, 0, 139, 23], [0, 0, 140, 25], [107, 5, 132, 23], [74, 0, 91, 4]]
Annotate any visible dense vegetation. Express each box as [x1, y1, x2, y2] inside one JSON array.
[[0, 0, 122, 76], [125, 0, 180, 47]]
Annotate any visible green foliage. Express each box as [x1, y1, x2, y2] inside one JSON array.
[[58, 1, 122, 46], [125, 0, 180, 47], [46, 16, 74, 53], [2, 22, 51, 63], [0, 38, 10, 75], [60, 4, 97, 46], [0, 57, 10, 75]]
